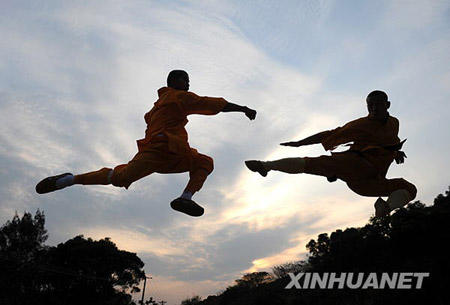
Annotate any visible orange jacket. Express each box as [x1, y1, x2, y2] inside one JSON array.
[[137, 87, 227, 154]]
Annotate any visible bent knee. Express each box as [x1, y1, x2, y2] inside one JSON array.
[[196, 155, 214, 174], [401, 179, 417, 200]]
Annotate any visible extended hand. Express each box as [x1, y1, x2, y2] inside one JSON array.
[[395, 151, 407, 164], [245, 107, 257, 120], [280, 141, 302, 147]]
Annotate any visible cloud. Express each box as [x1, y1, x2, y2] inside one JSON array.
[[382, 0, 450, 30], [1, 1, 450, 304]]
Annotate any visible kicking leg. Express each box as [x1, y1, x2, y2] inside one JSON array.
[[74, 167, 113, 185], [245, 158, 305, 177], [36, 172, 75, 194], [35, 144, 168, 194], [36, 167, 117, 194], [36, 167, 115, 194]]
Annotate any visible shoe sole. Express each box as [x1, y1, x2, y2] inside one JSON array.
[[36, 173, 72, 194], [171, 199, 204, 217]]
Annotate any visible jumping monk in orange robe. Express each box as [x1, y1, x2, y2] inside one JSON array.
[[36, 70, 257, 217], [245, 90, 416, 217]]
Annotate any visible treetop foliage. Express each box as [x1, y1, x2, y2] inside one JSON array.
[[0, 210, 146, 305], [199, 186, 450, 305]]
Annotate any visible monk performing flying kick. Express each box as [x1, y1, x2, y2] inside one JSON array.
[[36, 70, 257, 217], [245, 90, 416, 217]]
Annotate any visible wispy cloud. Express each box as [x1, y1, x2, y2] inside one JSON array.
[[1, 1, 450, 303]]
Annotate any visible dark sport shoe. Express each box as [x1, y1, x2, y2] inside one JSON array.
[[36, 173, 72, 194], [245, 160, 268, 177], [170, 197, 204, 217]]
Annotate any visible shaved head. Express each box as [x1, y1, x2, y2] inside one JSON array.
[[167, 70, 189, 87], [367, 90, 388, 102], [366, 90, 390, 122]]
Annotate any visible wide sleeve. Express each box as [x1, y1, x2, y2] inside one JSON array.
[[321, 119, 366, 151], [177, 91, 227, 116]]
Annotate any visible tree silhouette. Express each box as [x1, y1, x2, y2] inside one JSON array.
[[0, 210, 146, 305], [181, 295, 202, 305], [0, 210, 48, 304], [198, 187, 450, 305], [44, 235, 145, 304], [272, 261, 310, 279], [234, 272, 274, 289]]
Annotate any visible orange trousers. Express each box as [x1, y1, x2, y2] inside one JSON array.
[[74, 142, 213, 194], [304, 151, 417, 199]]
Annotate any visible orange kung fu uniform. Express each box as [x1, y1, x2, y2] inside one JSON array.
[[74, 87, 227, 193], [303, 115, 417, 199]]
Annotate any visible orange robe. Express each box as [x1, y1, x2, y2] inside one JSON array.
[[75, 87, 227, 193], [137, 87, 227, 155], [304, 115, 417, 198], [321, 116, 400, 177]]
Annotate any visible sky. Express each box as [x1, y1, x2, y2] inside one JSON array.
[[1, 0, 450, 304]]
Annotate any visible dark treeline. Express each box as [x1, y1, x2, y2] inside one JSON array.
[[0, 210, 146, 305], [198, 187, 450, 305], [3, 188, 450, 305]]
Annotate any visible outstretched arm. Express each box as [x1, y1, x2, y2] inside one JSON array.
[[221, 102, 257, 120], [280, 131, 330, 147]]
